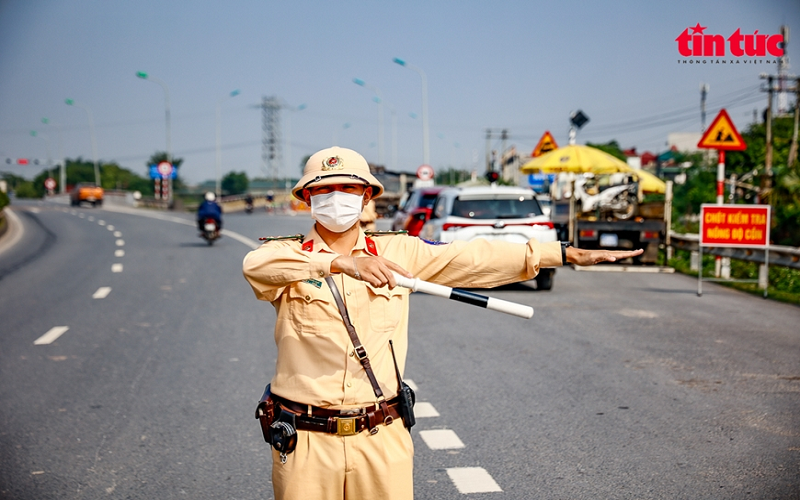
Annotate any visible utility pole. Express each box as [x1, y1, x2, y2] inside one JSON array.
[[759, 74, 775, 204], [700, 83, 709, 132], [788, 76, 800, 168]]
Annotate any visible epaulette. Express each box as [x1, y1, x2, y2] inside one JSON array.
[[365, 230, 407, 236], [258, 234, 304, 242]]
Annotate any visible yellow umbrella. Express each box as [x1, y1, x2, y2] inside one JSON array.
[[520, 144, 666, 193]]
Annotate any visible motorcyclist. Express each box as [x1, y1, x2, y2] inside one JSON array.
[[244, 193, 254, 213], [197, 192, 222, 231]]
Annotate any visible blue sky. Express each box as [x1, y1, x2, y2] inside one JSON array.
[[0, 0, 798, 184]]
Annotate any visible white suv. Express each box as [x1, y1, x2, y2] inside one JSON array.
[[419, 185, 558, 290]]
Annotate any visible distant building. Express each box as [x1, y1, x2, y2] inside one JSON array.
[[667, 132, 703, 153]]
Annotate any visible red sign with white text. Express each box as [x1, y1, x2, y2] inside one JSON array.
[[700, 204, 770, 247]]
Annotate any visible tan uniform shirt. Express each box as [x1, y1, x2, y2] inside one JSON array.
[[243, 227, 562, 409]]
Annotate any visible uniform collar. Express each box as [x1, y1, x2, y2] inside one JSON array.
[[303, 226, 374, 255]]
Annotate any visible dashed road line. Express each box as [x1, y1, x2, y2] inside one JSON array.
[[87, 216, 94, 221], [93, 287, 112, 299], [419, 429, 465, 450], [98, 220, 106, 226], [34, 326, 69, 345], [447, 467, 503, 494], [113, 231, 122, 237], [111, 263, 123, 273], [106, 225, 114, 231], [414, 402, 440, 418], [115, 239, 124, 246], [115, 249, 125, 257]]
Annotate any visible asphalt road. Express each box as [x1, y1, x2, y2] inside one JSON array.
[[0, 200, 798, 499]]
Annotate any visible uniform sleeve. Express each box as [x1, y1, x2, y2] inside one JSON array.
[[242, 241, 338, 302], [391, 237, 562, 289]]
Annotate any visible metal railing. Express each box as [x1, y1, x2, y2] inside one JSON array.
[[669, 232, 800, 269]]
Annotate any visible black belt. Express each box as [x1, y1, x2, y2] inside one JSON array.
[[273, 395, 402, 436]]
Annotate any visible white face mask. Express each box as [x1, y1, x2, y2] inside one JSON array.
[[310, 191, 364, 233]]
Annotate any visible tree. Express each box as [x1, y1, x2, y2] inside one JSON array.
[[221, 171, 249, 195], [586, 140, 627, 161], [147, 151, 185, 192]]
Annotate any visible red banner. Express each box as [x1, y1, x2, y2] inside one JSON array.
[[700, 204, 770, 247]]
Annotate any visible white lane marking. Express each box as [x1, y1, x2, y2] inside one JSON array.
[[98, 220, 105, 226], [447, 467, 502, 494], [102, 205, 260, 249], [115, 239, 125, 246], [112, 263, 123, 273], [115, 249, 125, 257], [414, 402, 440, 418], [34, 326, 69, 345], [93, 287, 112, 299], [419, 429, 465, 450], [404, 379, 418, 391], [88, 216, 95, 221], [618, 309, 659, 319], [113, 231, 121, 237], [106, 225, 114, 231], [0, 209, 25, 255], [78, 213, 85, 218]]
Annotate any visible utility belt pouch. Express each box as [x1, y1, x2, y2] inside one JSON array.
[[255, 384, 275, 444]]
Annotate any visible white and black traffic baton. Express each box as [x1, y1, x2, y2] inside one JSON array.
[[392, 272, 534, 319]]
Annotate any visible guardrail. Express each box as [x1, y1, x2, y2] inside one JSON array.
[[669, 232, 800, 270]]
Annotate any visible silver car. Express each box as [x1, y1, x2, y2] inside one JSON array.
[[419, 185, 558, 290]]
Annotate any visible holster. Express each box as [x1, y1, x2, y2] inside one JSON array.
[[255, 384, 275, 444]]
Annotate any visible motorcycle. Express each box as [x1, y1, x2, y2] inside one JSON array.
[[245, 201, 254, 214], [201, 218, 221, 245], [573, 174, 639, 220]]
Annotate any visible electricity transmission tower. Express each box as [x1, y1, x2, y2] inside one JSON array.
[[256, 96, 283, 185]]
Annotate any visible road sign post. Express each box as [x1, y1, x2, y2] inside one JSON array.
[[532, 131, 558, 157], [697, 108, 747, 280], [697, 204, 770, 298]]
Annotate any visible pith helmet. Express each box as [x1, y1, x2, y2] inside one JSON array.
[[292, 147, 384, 201]]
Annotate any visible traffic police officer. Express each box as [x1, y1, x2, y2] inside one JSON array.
[[242, 146, 642, 500]]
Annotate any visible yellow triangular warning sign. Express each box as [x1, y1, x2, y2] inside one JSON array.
[[532, 131, 559, 157], [697, 109, 746, 151]]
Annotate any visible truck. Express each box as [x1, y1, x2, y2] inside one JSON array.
[[70, 183, 104, 207], [548, 174, 669, 265]]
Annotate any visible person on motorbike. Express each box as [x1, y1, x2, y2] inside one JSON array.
[[197, 192, 223, 231]]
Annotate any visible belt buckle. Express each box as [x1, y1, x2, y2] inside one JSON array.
[[337, 417, 358, 436]]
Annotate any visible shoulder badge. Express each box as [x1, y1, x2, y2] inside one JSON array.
[[364, 237, 378, 256], [364, 230, 408, 236], [302, 240, 314, 252], [259, 234, 304, 242]]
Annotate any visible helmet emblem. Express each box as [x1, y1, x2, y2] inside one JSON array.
[[322, 156, 344, 171]]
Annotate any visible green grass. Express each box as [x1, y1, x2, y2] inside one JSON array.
[[668, 249, 800, 306]]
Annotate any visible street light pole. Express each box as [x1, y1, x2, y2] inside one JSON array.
[[393, 58, 429, 166], [65, 99, 100, 187], [137, 71, 172, 204], [42, 117, 66, 193], [353, 78, 385, 166], [216, 89, 240, 198]]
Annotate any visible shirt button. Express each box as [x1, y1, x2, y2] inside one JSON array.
[[346, 291, 351, 296], [349, 350, 355, 357], [319, 271, 325, 277], [304, 295, 311, 301], [346, 382, 352, 387]]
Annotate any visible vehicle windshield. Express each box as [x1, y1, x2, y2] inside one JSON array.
[[419, 193, 438, 209], [451, 195, 543, 219]]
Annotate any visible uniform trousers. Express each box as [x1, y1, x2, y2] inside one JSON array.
[[272, 419, 414, 500]]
